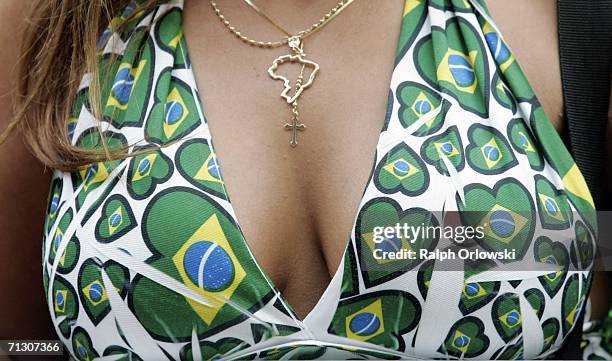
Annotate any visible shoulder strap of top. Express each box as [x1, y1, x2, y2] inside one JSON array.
[[557, 2, 612, 358], [558, 0, 612, 211]]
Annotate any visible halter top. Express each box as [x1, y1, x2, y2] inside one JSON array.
[[43, 0, 599, 359]]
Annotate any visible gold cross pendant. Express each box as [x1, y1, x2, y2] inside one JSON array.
[[268, 36, 318, 148], [284, 115, 306, 147]]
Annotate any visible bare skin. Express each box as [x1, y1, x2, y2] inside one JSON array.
[[185, 0, 405, 318], [0, 0, 604, 342], [184, 0, 567, 317], [0, 0, 56, 353]]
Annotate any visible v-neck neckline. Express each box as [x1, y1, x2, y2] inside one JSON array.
[[179, 0, 409, 325]]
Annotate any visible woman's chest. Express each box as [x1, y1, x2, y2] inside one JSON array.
[[183, 0, 407, 288], [45, 1, 596, 359], [183, 0, 565, 287]]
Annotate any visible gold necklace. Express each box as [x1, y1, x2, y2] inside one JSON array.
[[210, 0, 356, 147]]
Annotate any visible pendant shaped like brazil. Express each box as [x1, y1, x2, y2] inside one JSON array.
[[268, 54, 320, 104]]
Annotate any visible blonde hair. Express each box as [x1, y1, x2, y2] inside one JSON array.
[[2, 0, 160, 171]]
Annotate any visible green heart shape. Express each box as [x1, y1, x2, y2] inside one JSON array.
[[421, 125, 465, 175], [534, 175, 572, 230], [127, 147, 173, 200], [395, 0, 427, 64], [491, 293, 522, 342], [534, 236, 569, 299], [176, 139, 226, 199], [355, 198, 439, 288], [541, 318, 560, 353], [98, 29, 154, 129], [145, 70, 201, 145], [47, 209, 79, 274], [327, 291, 421, 352], [570, 220, 595, 270], [507, 118, 544, 171], [492, 72, 517, 114], [94, 194, 137, 243], [466, 124, 518, 175], [131, 187, 274, 341], [523, 288, 545, 320], [373, 143, 429, 196], [71, 327, 99, 361], [459, 178, 535, 260], [414, 17, 490, 118], [396, 81, 449, 136], [439, 316, 490, 358], [561, 274, 586, 337], [73, 130, 127, 210], [52, 275, 79, 339], [459, 281, 500, 316], [77, 258, 129, 325]]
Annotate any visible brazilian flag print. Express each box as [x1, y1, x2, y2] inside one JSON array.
[[44, 0, 598, 359]]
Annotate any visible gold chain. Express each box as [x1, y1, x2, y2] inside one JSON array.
[[209, 0, 354, 48], [210, 0, 356, 147]]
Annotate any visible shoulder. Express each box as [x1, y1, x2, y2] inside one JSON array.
[[0, 0, 34, 105], [0, 0, 31, 34], [0, 0, 33, 62]]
